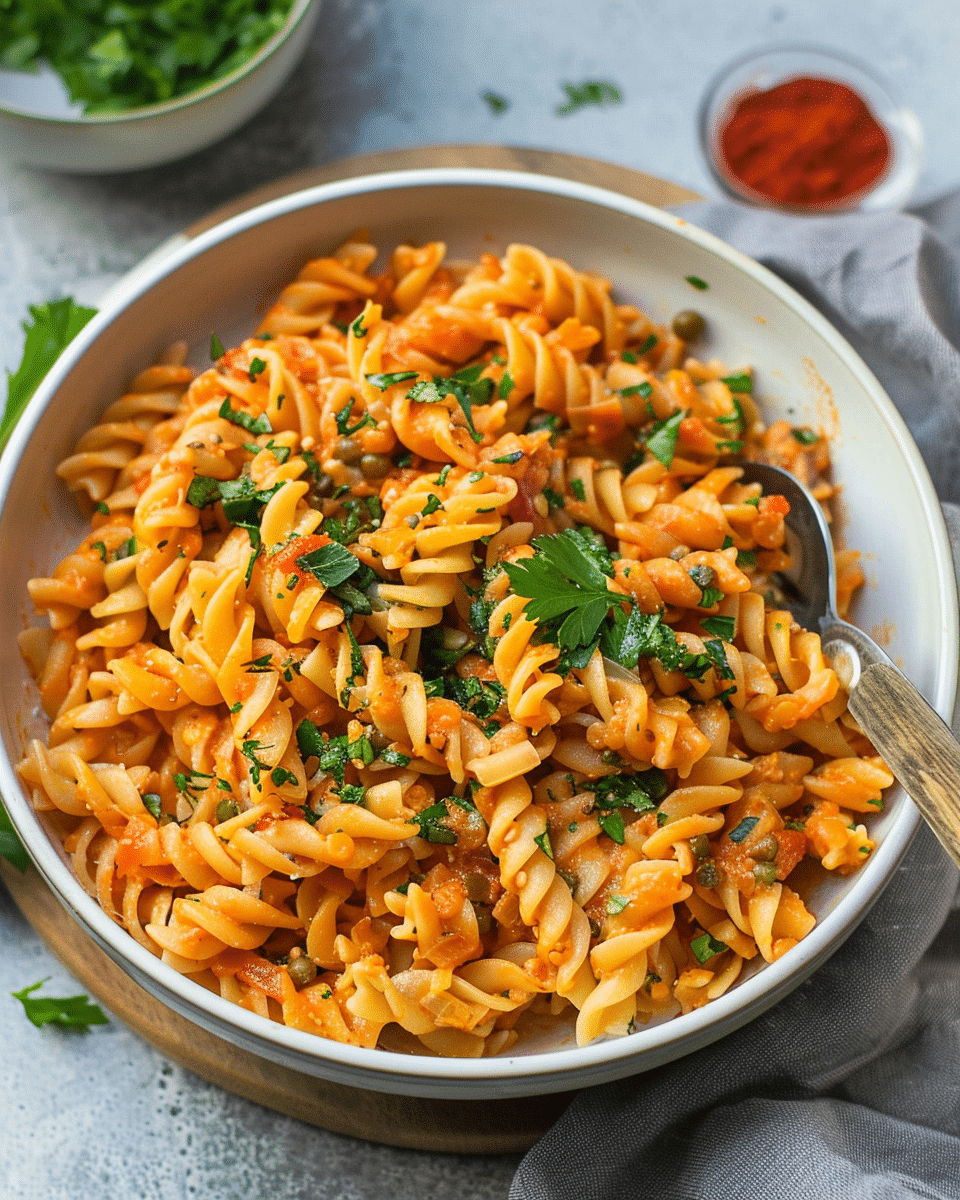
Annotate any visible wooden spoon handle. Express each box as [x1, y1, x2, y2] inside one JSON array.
[[848, 662, 960, 869]]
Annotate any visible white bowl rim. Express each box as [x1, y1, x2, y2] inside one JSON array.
[[0, 0, 317, 126], [0, 165, 951, 1088]]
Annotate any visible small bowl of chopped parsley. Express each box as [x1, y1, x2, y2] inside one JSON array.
[[0, 0, 322, 172]]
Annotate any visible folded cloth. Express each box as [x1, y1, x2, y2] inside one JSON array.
[[511, 202, 960, 1200]]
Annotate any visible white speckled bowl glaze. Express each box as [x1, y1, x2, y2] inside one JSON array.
[[0, 170, 954, 1098], [0, 0, 322, 173]]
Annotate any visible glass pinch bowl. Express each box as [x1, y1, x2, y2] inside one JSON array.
[[698, 43, 924, 213]]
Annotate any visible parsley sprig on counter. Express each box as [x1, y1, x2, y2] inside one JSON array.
[[12, 979, 108, 1030], [502, 528, 732, 684]]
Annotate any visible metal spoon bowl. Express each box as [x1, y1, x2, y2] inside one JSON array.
[[741, 461, 960, 869]]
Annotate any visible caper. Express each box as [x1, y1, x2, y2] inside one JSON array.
[[669, 545, 690, 561], [690, 834, 710, 860], [696, 860, 720, 889], [334, 436, 362, 465], [749, 834, 779, 862], [475, 907, 492, 935], [286, 950, 317, 990], [215, 800, 239, 823], [313, 473, 336, 498], [753, 861, 778, 887], [672, 309, 706, 342], [359, 453, 391, 480]]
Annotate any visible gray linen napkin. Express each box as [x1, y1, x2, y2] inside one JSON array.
[[511, 203, 960, 1200]]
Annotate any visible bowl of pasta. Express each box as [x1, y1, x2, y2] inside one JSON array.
[[1, 168, 955, 1100]]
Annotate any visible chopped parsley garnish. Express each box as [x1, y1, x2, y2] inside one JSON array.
[[334, 397, 376, 437], [690, 932, 728, 963], [699, 586, 725, 609], [218, 397, 271, 435], [420, 494, 442, 517], [91, 540, 107, 562], [556, 79, 623, 114], [174, 769, 213, 799], [637, 334, 658, 355], [492, 450, 523, 465], [728, 816, 760, 844], [616, 382, 652, 399], [685, 275, 709, 291], [645, 409, 685, 469], [408, 801, 457, 845], [703, 638, 735, 680], [12, 980, 108, 1030], [498, 371, 515, 399], [444, 674, 507, 721], [569, 478, 586, 501], [141, 793, 162, 821], [349, 313, 369, 338], [533, 829, 554, 859], [365, 371, 419, 390], [322, 494, 383, 546], [701, 615, 735, 640], [409, 363, 491, 444], [482, 90, 509, 114], [791, 427, 819, 445], [542, 487, 565, 511], [295, 542, 361, 588], [606, 894, 629, 915], [295, 718, 325, 762], [736, 549, 756, 570], [247, 357, 267, 381], [242, 654, 273, 673], [210, 334, 225, 360], [583, 770, 666, 844], [380, 748, 412, 768], [721, 373, 753, 394], [94, 501, 109, 515]]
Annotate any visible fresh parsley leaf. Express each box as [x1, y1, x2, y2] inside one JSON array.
[[247, 357, 267, 381], [690, 932, 728, 963], [296, 719, 325, 762], [556, 79, 623, 114], [1, 1, 297, 114], [685, 275, 709, 291], [365, 371, 418, 389], [703, 638, 735, 680], [699, 586, 725, 609], [637, 334, 658, 355], [616, 382, 652, 399], [721, 373, 753, 394], [186, 475, 223, 508], [542, 487, 565, 510], [606, 894, 629, 915], [218, 398, 271, 435], [482, 90, 509, 114], [210, 334, 225, 360], [420, 494, 442, 517], [12, 980, 108, 1030], [791, 427, 819, 445], [502, 529, 618, 652], [0, 799, 28, 872], [498, 371, 515, 399], [701, 615, 735, 640], [569, 478, 586, 501], [295, 542, 360, 588], [645, 409, 684, 469], [350, 313, 368, 338], [3, 299, 96, 452]]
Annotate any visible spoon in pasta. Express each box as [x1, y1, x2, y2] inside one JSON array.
[[739, 461, 960, 869]]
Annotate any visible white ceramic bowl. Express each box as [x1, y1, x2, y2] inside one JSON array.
[[0, 0, 322, 173], [1, 169, 955, 1099]]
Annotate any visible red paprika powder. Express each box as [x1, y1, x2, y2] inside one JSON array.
[[717, 76, 891, 207]]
